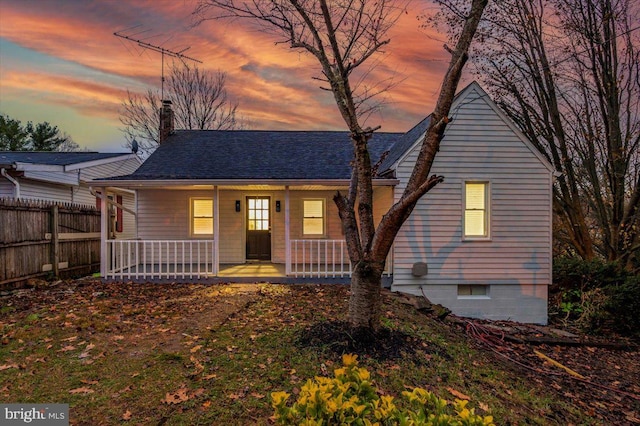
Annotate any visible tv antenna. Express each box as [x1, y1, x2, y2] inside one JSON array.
[[114, 26, 202, 99]]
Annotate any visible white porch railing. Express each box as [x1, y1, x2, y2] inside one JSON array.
[[106, 240, 215, 279], [289, 239, 392, 278]]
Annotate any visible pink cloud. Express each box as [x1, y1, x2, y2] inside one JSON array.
[[0, 0, 460, 134]]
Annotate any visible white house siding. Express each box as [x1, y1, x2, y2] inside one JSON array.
[[80, 157, 141, 182], [136, 188, 362, 265], [391, 85, 552, 324], [23, 170, 78, 186], [0, 181, 15, 198], [18, 180, 74, 203]]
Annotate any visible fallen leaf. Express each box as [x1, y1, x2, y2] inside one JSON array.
[[478, 402, 489, 412], [447, 387, 470, 400], [113, 336, 125, 341], [202, 400, 212, 409], [190, 345, 203, 353], [203, 374, 217, 380], [85, 343, 96, 350], [189, 356, 205, 376], [69, 387, 94, 394], [0, 364, 18, 371], [80, 379, 98, 385], [251, 392, 265, 399], [162, 388, 189, 404], [61, 336, 78, 342], [58, 345, 76, 352], [122, 410, 132, 421]]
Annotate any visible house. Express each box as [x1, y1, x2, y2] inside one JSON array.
[[93, 82, 554, 324], [0, 151, 142, 239]]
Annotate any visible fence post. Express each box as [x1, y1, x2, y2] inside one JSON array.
[[51, 205, 59, 278]]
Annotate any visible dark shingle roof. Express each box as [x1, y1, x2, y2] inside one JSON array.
[[124, 130, 402, 180], [377, 115, 430, 175], [0, 151, 130, 167]]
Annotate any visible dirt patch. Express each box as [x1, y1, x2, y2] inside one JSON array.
[[297, 320, 448, 364]]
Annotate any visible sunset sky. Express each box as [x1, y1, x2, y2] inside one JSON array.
[[0, 0, 464, 152]]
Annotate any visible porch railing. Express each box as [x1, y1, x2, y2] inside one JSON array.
[[106, 239, 215, 279], [289, 239, 392, 278]]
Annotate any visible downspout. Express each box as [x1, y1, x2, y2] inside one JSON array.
[[1, 168, 20, 199]]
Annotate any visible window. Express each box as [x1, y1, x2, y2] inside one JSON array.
[[247, 197, 269, 231], [464, 182, 489, 239], [303, 199, 325, 236], [191, 198, 213, 235], [458, 284, 489, 297]]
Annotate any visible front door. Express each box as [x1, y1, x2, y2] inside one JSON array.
[[246, 196, 271, 260]]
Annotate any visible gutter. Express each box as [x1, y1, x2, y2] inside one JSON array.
[[91, 178, 401, 188], [89, 186, 136, 216], [1, 168, 20, 199]]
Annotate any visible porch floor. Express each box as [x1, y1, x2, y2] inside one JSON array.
[[218, 262, 285, 277]]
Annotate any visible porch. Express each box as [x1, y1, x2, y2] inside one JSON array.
[[97, 183, 395, 283], [103, 238, 390, 282]]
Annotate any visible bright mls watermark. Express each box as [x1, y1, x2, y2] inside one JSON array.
[[1, 404, 68, 425]]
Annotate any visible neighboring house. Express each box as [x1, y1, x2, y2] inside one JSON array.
[[94, 82, 554, 324], [0, 151, 142, 239]]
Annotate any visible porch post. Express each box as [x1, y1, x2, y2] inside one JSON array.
[[214, 185, 219, 276], [285, 185, 291, 275], [99, 188, 108, 278]]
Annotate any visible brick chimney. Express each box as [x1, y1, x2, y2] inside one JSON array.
[[159, 100, 174, 144]]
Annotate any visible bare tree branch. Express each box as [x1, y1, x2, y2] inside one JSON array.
[[120, 62, 241, 156]]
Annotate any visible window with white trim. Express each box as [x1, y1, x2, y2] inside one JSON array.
[[191, 198, 213, 236], [464, 182, 489, 239], [303, 199, 325, 236]]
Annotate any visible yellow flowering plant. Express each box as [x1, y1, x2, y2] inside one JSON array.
[[271, 354, 494, 425]]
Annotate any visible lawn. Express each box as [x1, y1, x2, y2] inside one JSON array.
[[1, 279, 638, 425]]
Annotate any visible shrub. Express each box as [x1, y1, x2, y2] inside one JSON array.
[[552, 257, 640, 337], [271, 354, 494, 425], [552, 257, 625, 292], [605, 276, 640, 336]]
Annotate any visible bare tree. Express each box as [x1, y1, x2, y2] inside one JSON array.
[[434, 0, 640, 266], [120, 62, 240, 156], [195, 0, 488, 333]]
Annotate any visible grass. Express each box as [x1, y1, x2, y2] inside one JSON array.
[[0, 280, 632, 425]]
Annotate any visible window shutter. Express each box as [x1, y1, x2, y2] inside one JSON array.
[[116, 195, 123, 233]]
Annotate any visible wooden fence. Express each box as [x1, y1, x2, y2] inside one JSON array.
[[0, 198, 101, 287]]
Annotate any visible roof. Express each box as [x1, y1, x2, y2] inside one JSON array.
[[377, 115, 431, 175], [0, 151, 132, 167], [120, 130, 402, 180]]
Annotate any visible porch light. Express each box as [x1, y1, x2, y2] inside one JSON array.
[[235, 200, 241, 212], [276, 200, 281, 212]]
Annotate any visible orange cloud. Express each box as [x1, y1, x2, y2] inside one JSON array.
[[0, 0, 459, 136]]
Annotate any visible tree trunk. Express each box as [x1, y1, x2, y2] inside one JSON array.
[[348, 260, 385, 332]]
